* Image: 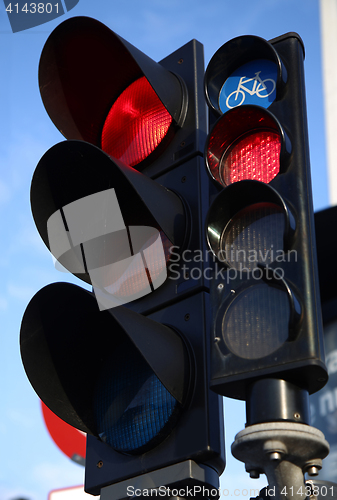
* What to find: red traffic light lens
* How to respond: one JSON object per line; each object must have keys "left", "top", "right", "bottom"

{"left": 221, "top": 130, "right": 281, "bottom": 185}
{"left": 101, "top": 76, "right": 173, "bottom": 168}
{"left": 206, "top": 106, "right": 286, "bottom": 187}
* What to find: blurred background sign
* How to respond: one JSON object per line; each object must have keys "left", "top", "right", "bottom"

{"left": 311, "top": 205, "right": 337, "bottom": 482}
{"left": 41, "top": 402, "right": 86, "bottom": 466}
{"left": 48, "top": 486, "right": 94, "bottom": 500}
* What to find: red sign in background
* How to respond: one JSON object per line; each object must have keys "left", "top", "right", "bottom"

{"left": 41, "top": 401, "right": 86, "bottom": 465}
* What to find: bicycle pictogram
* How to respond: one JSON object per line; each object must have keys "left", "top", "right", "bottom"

{"left": 226, "top": 71, "right": 276, "bottom": 109}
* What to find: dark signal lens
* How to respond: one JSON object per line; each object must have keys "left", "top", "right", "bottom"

{"left": 101, "top": 77, "right": 172, "bottom": 167}
{"left": 221, "top": 202, "right": 285, "bottom": 271}
{"left": 222, "top": 282, "right": 290, "bottom": 359}
{"left": 94, "top": 338, "right": 182, "bottom": 455}
{"left": 221, "top": 130, "right": 281, "bottom": 185}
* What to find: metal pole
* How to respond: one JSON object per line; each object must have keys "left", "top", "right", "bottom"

{"left": 231, "top": 379, "right": 330, "bottom": 500}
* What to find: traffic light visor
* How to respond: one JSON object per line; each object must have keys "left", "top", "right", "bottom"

{"left": 38, "top": 16, "right": 186, "bottom": 169}
{"left": 20, "top": 283, "right": 191, "bottom": 448}
{"left": 31, "top": 141, "right": 186, "bottom": 290}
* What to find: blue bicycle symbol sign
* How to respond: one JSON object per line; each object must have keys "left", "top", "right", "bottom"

{"left": 219, "top": 59, "right": 278, "bottom": 113}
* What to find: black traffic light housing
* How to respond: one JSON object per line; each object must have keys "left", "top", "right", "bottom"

{"left": 38, "top": 15, "right": 205, "bottom": 178}
{"left": 20, "top": 16, "right": 225, "bottom": 496}
{"left": 204, "top": 33, "right": 327, "bottom": 400}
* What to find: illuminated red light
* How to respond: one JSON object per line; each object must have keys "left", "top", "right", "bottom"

{"left": 221, "top": 130, "right": 281, "bottom": 185}
{"left": 101, "top": 76, "right": 172, "bottom": 167}
{"left": 206, "top": 106, "right": 284, "bottom": 187}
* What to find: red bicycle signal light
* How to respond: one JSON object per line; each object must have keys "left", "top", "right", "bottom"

{"left": 205, "top": 106, "right": 290, "bottom": 187}
{"left": 222, "top": 130, "right": 280, "bottom": 185}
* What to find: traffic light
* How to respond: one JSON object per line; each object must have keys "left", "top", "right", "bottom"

{"left": 204, "top": 33, "right": 328, "bottom": 401}
{"left": 20, "top": 16, "right": 225, "bottom": 496}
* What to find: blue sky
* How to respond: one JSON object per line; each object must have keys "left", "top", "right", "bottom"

{"left": 0, "top": 1, "right": 331, "bottom": 499}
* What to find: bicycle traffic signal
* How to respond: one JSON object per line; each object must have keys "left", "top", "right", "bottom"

{"left": 204, "top": 33, "right": 327, "bottom": 401}
{"left": 19, "top": 16, "right": 225, "bottom": 496}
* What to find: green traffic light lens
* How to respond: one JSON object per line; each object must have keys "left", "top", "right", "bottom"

{"left": 93, "top": 337, "right": 182, "bottom": 455}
